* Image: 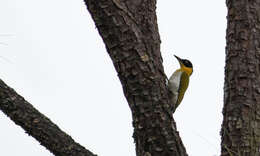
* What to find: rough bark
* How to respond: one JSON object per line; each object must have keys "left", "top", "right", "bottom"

{"left": 0, "top": 79, "right": 96, "bottom": 156}
{"left": 84, "top": 0, "right": 187, "bottom": 156}
{"left": 221, "top": 0, "right": 260, "bottom": 155}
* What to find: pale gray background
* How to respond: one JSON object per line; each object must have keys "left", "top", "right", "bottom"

{"left": 0, "top": 0, "right": 226, "bottom": 155}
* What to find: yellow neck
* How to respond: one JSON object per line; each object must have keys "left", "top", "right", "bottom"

{"left": 180, "top": 65, "right": 193, "bottom": 76}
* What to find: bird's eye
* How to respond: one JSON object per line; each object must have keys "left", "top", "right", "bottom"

{"left": 183, "top": 60, "right": 192, "bottom": 68}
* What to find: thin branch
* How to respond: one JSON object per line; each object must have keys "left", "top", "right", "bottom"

{"left": 0, "top": 79, "right": 96, "bottom": 156}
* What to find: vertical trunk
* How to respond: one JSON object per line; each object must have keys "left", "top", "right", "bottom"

{"left": 84, "top": 0, "right": 187, "bottom": 155}
{"left": 221, "top": 0, "right": 260, "bottom": 155}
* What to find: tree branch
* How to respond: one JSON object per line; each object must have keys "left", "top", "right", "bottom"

{"left": 0, "top": 0, "right": 187, "bottom": 155}
{"left": 0, "top": 79, "right": 96, "bottom": 156}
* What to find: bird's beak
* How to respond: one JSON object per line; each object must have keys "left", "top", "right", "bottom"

{"left": 174, "top": 55, "right": 181, "bottom": 61}
{"left": 174, "top": 55, "right": 183, "bottom": 66}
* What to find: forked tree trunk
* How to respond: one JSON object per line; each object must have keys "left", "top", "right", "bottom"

{"left": 221, "top": 0, "right": 260, "bottom": 155}
{"left": 84, "top": 0, "right": 187, "bottom": 156}
{"left": 0, "top": 1, "right": 188, "bottom": 156}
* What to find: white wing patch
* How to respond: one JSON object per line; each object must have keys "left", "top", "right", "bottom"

{"left": 168, "top": 70, "right": 182, "bottom": 105}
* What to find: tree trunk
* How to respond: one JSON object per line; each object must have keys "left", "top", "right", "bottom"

{"left": 221, "top": 0, "right": 260, "bottom": 155}
{"left": 84, "top": 0, "right": 187, "bottom": 156}
{"left": 0, "top": 1, "right": 188, "bottom": 156}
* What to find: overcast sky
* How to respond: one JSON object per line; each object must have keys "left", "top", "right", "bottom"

{"left": 0, "top": 1, "right": 226, "bottom": 156}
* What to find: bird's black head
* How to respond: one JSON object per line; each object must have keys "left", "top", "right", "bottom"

{"left": 174, "top": 55, "right": 193, "bottom": 68}
{"left": 181, "top": 59, "right": 193, "bottom": 68}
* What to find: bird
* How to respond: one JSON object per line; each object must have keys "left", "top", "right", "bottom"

{"left": 168, "top": 55, "right": 193, "bottom": 113}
